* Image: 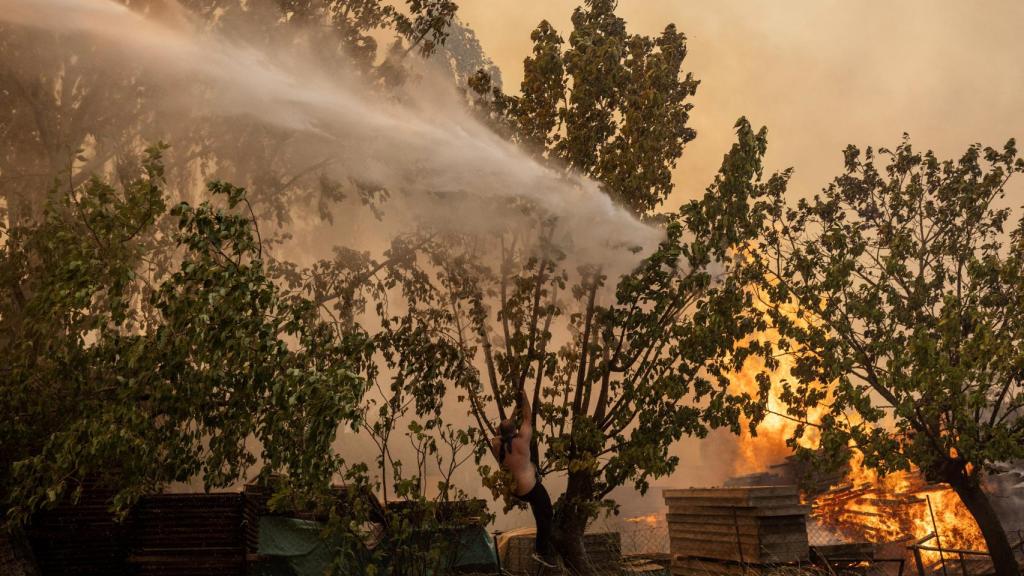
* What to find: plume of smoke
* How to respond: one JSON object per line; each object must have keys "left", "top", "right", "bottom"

{"left": 1, "top": 0, "right": 661, "bottom": 275}
{"left": 986, "top": 463, "right": 1024, "bottom": 532}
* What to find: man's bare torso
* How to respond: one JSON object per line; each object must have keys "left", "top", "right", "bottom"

{"left": 491, "top": 434, "right": 536, "bottom": 497}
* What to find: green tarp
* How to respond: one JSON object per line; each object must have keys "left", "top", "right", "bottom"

{"left": 441, "top": 522, "right": 498, "bottom": 570}
{"left": 254, "top": 516, "right": 497, "bottom": 576}
{"left": 255, "top": 516, "right": 347, "bottom": 576}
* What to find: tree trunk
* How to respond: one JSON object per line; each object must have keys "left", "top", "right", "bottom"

{"left": 949, "top": 474, "right": 1020, "bottom": 576}
{"left": 553, "top": 470, "right": 596, "bottom": 576}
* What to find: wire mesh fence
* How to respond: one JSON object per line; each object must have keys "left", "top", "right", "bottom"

{"left": 589, "top": 515, "right": 670, "bottom": 557}
{"left": 489, "top": 517, "right": 671, "bottom": 576}
{"left": 804, "top": 516, "right": 850, "bottom": 547}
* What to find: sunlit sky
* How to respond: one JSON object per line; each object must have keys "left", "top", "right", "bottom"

{"left": 458, "top": 0, "right": 1024, "bottom": 209}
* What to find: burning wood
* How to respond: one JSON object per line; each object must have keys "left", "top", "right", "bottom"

{"left": 728, "top": 413, "right": 988, "bottom": 566}
{"left": 811, "top": 457, "right": 987, "bottom": 564}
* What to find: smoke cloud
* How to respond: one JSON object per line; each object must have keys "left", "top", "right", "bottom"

{"left": 457, "top": 0, "right": 1024, "bottom": 207}
{"left": 0, "top": 0, "right": 660, "bottom": 275}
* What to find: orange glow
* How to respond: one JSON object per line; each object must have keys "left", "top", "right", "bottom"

{"left": 813, "top": 455, "right": 986, "bottom": 563}
{"left": 729, "top": 287, "right": 987, "bottom": 564}
{"left": 728, "top": 287, "right": 826, "bottom": 476}
{"left": 624, "top": 513, "right": 660, "bottom": 528}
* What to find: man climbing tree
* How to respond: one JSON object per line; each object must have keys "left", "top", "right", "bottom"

{"left": 490, "top": 388, "right": 557, "bottom": 568}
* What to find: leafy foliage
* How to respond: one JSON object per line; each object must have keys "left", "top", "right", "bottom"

{"left": 0, "top": 147, "right": 365, "bottom": 524}
{"left": 471, "top": 0, "right": 699, "bottom": 215}
{"left": 286, "top": 230, "right": 477, "bottom": 500}
{"left": 441, "top": 118, "right": 774, "bottom": 496}
{"left": 463, "top": 4, "right": 773, "bottom": 572}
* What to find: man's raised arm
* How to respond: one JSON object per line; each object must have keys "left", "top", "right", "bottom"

{"left": 519, "top": 388, "right": 533, "bottom": 439}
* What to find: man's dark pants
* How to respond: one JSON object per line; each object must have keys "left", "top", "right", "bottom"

{"left": 517, "top": 481, "right": 554, "bottom": 558}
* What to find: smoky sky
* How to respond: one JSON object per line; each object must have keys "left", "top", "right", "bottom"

{"left": 458, "top": 0, "right": 1024, "bottom": 207}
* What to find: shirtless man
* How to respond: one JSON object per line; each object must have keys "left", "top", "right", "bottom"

{"left": 491, "top": 389, "right": 557, "bottom": 568}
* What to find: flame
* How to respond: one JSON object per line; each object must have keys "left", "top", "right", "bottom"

{"left": 728, "top": 288, "right": 826, "bottom": 475}
{"left": 729, "top": 287, "right": 988, "bottom": 565}
{"left": 813, "top": 454, "right": 987, "bottom": 564}
{"left": 624, "top": 513, "right": 660, "bottom": 528}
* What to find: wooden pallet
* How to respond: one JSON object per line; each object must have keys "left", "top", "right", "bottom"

{"left": 663, "top": 486, "right": 810, "bottom": 564}
{"left": 127, "top": 493, "right": 247, "bottom": 576}
{"left": 669, "top": 537, "right": 809, "bottom": 565}
{"left": 27, "top": 485, "right": 129, "bottom": 576}
{"left": 663, "top": 486, "right": 800, "bottom": 506}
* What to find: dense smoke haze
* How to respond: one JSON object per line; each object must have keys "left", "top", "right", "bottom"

{"left": 458, "top": 0, "right": 1024, "bottom": 208}
{"left": 1, "top": 0, "right": 659, "bottom": 274}
{"left": 6, "top": 2, "right": 1024, "bottom": 567}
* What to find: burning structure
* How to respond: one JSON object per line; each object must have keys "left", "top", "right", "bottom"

{"left": 718, "top": 291, "right": 1024, "bottom": 572}
{"left": 729, "top": 451, "right": 992, "bottom": 562}
{"left": 812, "top": 458, "right": 986, "bottom": 555}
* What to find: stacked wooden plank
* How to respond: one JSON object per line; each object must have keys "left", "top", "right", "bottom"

{"left": 663, "top": 486, "right": 810, "bottom": 576}
{"left": 242, "top": 485, "right": 263, "bottom": 557}
{"left": 126, "top": 493, "right": 247, "bottom": 576}
{"left": 27, "top": 485, "right": 128, "bottom": 575}
{"left": 501, "top": 530, "right": 546, "bottom": 575}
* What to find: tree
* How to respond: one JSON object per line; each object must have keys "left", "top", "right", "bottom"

{"left": 471, "top": 0, "right": 698, "bottom": 216}
{"left": 455, "top": 3, "right": 783, "bottom": 572}
{"left": 0, "top": 1, "right": 492, "bottom": 551}
{"left": 434, "top": 121, "right": 775, "bottom": 573}
{"left": 462, "top": 10, "right": 774, "bottom": 549}
{"left": 747, "top": 137, "right": 1024, "bottom": 575}
{"left": 0, "top": 17, "right": 146, "bottom": 225}
{"left": 0, "top": 146, "right": 366, "bottom": 527}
